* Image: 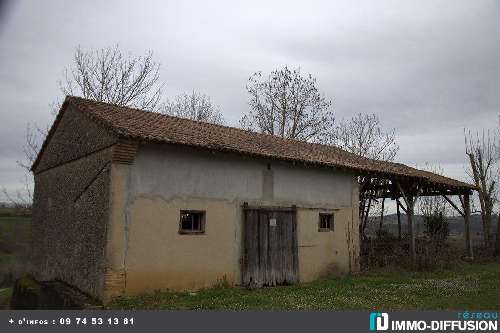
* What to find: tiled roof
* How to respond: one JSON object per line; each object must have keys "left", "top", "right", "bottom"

{"left": 34, "top": 96, "right": 476, "bottom": 191}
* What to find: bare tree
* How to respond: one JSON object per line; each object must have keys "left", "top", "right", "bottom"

{"left": 418, "top": 164, "right": 449, "bottom": 218}
{"left": 329, "top": 113, "right": 399, "bottom": 161}
{"left": 161, "top": 91, "right": 224, "bottom": 125}
{"left": 17, "top": 123, "right": 46, "bottom": 172}
{"left": 1, "top": 174, "right": 32, "bottom": 212}
{"left": 465, "top": 129, "right": 498, "bottom": 249}
{"left": 3, "top": 45, "right": 165, "bottom": 208}
{"left": 496, "top": 130, "right": 500, "bottom": 256}
{"left": 1, "top": 123, "right": 46, "bottom": 210}
{"left": 62, "top": 45, "right": 163, "bottom": 111}
{"left": 240, "top": 66, "right": 333, "bottom": 142}
{"left": 496, "top": 208, "right": 500, "bottom": 255}
{"left": 328, "top": 113, "right": 399, "bottom": 239}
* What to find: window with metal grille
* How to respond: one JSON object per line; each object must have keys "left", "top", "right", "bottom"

{"left": 179, "top": 211, "right": 205, "bottom": 234}
{"left": 318, "top": 213, "right": 334, "bottom": 232}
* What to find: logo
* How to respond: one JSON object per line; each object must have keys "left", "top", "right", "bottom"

{"left": 370, "top": 312, "right": 389, "bottom": 331}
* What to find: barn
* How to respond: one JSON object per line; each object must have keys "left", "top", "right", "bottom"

{"left": 30, "top": 96, "right": 475, "bottom": 301}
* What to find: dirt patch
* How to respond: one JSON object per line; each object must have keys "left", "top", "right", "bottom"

{"left": 10, "top": 276, "right": 102, "bottom": 310}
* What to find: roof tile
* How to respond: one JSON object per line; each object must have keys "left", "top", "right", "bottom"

{"left": 66, "top": 96, "right": 475, "bottom": 190}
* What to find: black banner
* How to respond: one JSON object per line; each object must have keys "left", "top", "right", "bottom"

{"left": 0, "top": 310, "right": 498, "bottom": 333}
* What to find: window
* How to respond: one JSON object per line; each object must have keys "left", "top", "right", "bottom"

{"left": 179, "top": 211, "right": 205, "bottom": 234}
{"left": 318, "top": 213, "right": 334, "bottom": 232}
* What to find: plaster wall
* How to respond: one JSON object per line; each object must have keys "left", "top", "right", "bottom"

{"left": 104, "top": 143, "right": 359, "bottom": 295}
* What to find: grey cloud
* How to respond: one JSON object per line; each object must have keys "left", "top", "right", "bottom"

{"left": 1, "top": 0, "right": 499, "bottom": 199}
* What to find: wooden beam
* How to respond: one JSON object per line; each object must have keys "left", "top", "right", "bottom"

{"left": 396, "top": 198, "right": 408, "bottom": 214}
{"left": 362, "top": 194, "right": 373, "bottom": 237}
{"left": 378, "top": 191, "right": 468, "bottom": 199}
{"left": 442, "top": 195, "right": 465, "bottom": 217}
{"left": 458, "top": 195, "right": 464, "bottom": 209}
{"left": 379, "top": 197, "right": 385, "bottom": 233}
{"left": 396, "top": 200, "right": 402, "bottom": 241}
{"left": 359, "top": 177, "right": 370, "bottom": 192}
{"left": 395, "top": 181, "right": 410, "bottom": 206}
{"left": 407, "top": 195, "right": 416, "bottom": 266}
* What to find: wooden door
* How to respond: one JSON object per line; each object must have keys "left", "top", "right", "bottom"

{"left": 242, "top": 206, "right": 298, "bottom": 287}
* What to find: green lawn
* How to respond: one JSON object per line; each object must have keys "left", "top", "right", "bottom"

{"left": 0, "top": 288, "right": 12, "bottom": 309}
{"left": 0, "top": 214, "right": 31, "bottom": 294}
{"left": 0, "top": 214, "right": 31, "bottom": 257}
{"left": 0, "top": 214, "right": 31, "bottom": 250}
{"left": 0, "top": 215, "right": 31, "bottom": 231}
{"left": 107, "top": 262, "right": 500, "bottom": 310}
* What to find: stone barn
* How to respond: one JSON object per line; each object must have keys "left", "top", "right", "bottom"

{"left": 30, "top": 96, "right": 475, "bottom": 301}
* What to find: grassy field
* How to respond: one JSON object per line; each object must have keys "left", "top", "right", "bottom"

{"left": 0, "top": 288, "right": 12, "bottom": 309}
{"left": 0, "top": 214, "right": 31, "bottom": 258}
{"left": 108, "top": 262, "right": 500, "bottom": 310}
{"left": 0, "top": 215, "right": 31, "bottom": 231}
{"left": 0, "top": 213, "right": 31, "bottom": 283}
{"left": 0, "top": 212, "right": 31, "bottom": 309}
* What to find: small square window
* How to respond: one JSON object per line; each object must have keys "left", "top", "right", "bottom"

{"left": 319, "top": 213, "right": 334, "bottom": 232}
{"left": 179, "top": 211, "right": 205, "bottom": 234}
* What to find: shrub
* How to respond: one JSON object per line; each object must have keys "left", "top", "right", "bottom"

{"left": 424, "top": 212, "right": 449, "bottom": 246}
{"left": 376, "top": 229, "right": 397, "bottom": 242}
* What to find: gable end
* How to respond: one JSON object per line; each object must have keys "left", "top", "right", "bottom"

{"left": 32, "top": 101, "right": 119, "bottom": 174}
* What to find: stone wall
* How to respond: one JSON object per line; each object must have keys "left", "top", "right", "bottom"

{"left": 32, "top": 104, "right": 117, "bottom": 298}
{"left": 33, "top": 105, "right": 117, "bottom": 174}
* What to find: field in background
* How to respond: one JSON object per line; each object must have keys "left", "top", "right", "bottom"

{"left": 0, "top": 209, "right": 31, "bottom": 284}
{"left": 366, "top": 213, "right": 495, "bottom": 243}
{"left": 108, "top": 262, "right": 500, "bottom": 310}
{"left": 0, "top": 208, "right": 31, "bottom": 308}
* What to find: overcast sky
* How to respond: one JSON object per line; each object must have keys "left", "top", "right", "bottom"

{"left": 0, "top": 0, "right": 499, "bottom": 201}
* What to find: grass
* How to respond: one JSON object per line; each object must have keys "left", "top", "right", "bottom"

{"left": 107, "top": 262, "right": 500, "bottom": 310}
{"left": 0, "top": 214, "right": 31, "bottom": 244}
{"left": 0, "top": 288, "right": 12, "bottom": 309}
{"left": 0, "top": 214, "right": 31, "bottom": 293}
{"left": 0, "top": 208, "right": 31, "bottom": 221}
{"left": 0, "top": 215, "right": 31, "bottom": 259}
{"left": 0, "top": 215, "right": 31, "bottom": 229}
{"left": 0, "top": 252, "right": 17, "bottom": 266}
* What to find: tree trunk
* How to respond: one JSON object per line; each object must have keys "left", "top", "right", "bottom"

{"left": 495, "top": 213, "right": 500, "bottom": 256}
{"left": 467, "top": 152, "right": 492, "bottom": 248}
{"left": 463, "top": 193, "right": 473, "bottom": 258}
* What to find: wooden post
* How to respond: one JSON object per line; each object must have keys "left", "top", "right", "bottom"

{"left": 396, "top": 200, "right": 402, "bottom": 241}
{"left": 359, "top": 196, "right": 365, "bottom": 242}
{"left": 379, "top": 197, "right": 385, "bottom": 233}
{"left": 407, "top": 196, "right": 416, "bottom": 266}
{"left": 396, "top": 181, "right": 417, "bottom": 266}
{"left": 463, "top": 193, "right": 473, "bottom": 258}
{"left": 362, "top": 193, "right": 373, "bottom": 239}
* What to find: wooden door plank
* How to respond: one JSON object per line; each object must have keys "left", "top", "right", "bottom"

{"left": 242, "top": 206, "right": 299, "bottom": 287}
{"left": 268, "top": 211, "right": 279, "bottom": 286}
{"left": 259, "top": 210, "right": 269, "bottom": 287}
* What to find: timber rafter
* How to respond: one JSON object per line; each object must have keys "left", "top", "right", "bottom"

{"left": 357, "top": 173, "right": 475, "bottom": 261}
